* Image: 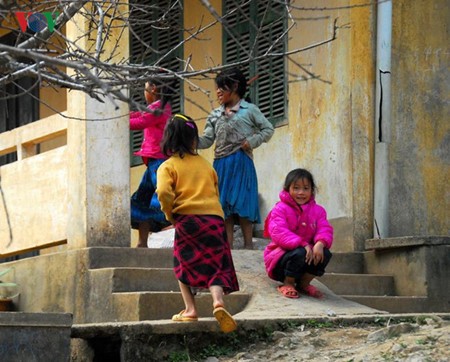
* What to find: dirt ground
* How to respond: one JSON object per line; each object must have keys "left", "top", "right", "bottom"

{"left": 214, "top": 316, "right": 449, "bottom": 362}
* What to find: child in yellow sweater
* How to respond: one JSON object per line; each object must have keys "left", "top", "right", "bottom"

{"left": 156, "top": 113, "right": 239, "bottom": 333}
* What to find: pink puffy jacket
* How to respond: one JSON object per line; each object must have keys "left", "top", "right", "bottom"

{"left": 130, "top": 100, "right": 171, "bottom": 160}
{"left": 263, "top": 190, "right": 333, "bottom": 280}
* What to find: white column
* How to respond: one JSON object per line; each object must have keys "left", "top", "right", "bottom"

{"left": 374, "top": 0, "right": 392, "bottom": 238}
{"left": 66, "top": 93, "right": 130, "bottom": 248}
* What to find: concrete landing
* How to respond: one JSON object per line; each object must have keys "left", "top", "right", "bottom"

{"left": 230, "top": 250, "right": 383, "bottom": 320}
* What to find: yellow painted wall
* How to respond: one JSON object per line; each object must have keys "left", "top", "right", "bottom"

{"left": 389, "top": 0, "right": 449, "bottom": 236}
{"left": 183, "top": 0, "right": 222, "bottom": 163}
{"left": 0, "top": 117, "right": 69, "bottom": 256}
{"left": 39, "top": 28, "right": 68, "bottom": 119}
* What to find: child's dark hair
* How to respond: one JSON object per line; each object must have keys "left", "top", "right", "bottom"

{"left": 161, "top": 113, "right": 199, "bottom": 158}
{"left": 283, "top": 168, "right": 317, "bottom": 194}
{"left": 147, "top": 70, "right": 176, "bottom": 110}
{"left": 216, "top": 67, "right": 247, "bottom": 99}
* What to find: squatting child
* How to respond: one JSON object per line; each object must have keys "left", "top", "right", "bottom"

{"left": 263, "top": 168, "right": 333, "bottom": 299}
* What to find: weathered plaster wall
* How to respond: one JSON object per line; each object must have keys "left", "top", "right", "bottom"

{"left": 4, "top": 250, "right": 84, "bottom": 319}
{"left": 390, "top": 0, "right": 449, "bottom": 236}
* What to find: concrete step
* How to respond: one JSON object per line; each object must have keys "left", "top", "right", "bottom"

{"left": 342, "top": 295, "right": 430, "bottom": 313}
{"left": 86, "top": 247, "right": 173, "bottom": 269}
{"left": 326, "top": 252, "right": 364, "bottom": 274}
{"left": 112, "top": 291, "right": 250, "bottom": 321}
{"left": 91, "top": 267, "right": 179, "bottom": 292}
{"left": 320, "top": 273, "right": 395, "bottom": 296}
{"left": 85, "top": 247, "right": 365, "bottom": 272}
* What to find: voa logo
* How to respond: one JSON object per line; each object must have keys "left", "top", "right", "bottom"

{"left": 15, "top": 12, "right": 59, "bottom": 33}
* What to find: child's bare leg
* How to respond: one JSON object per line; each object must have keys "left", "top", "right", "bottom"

{"left": 178, "top": 281, "right": 198, "bottom": 318}
{"left": 298, "top": 273, "right": 315, "bottom": 289}
{"left": 284, "top": 275, "right": 296, "bottom": 288}
{"left": 239, "top": 217, "right": 253, "bottom": 250}
{"left": 209, "top": 285, "right": 225, "bottom": 309}
{"left": 137, "top": 222, "right": 150, "bottom": 248}
{"left": 225, "top": 217, "right": 234, "bottom": 248}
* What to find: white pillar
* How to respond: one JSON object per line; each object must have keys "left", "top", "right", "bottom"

{"left": 66, "top": 5, "right": 130, "bottom": 248}
{"left": 67, "top": 93, "right": 130, "bottom": 248}
{"left": 374, "top": 0, "right": 392, "bottom": 238}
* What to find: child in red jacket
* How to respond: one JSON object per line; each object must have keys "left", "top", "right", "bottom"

{"left": 130, "top": 72, "right": 173, "bottom": 247}
{"left": 263, "top": 168, "right": 333, "bottom": 299}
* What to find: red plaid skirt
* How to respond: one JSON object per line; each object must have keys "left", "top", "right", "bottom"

{"left": 173, "top": 214, "right": 239, "bottom": 294}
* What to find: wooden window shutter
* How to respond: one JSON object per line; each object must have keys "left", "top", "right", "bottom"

{"left": 223, "top": 0, "right": 286, "bottom": 126}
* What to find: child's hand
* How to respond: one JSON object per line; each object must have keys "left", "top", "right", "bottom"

{"left": 313, "top": 242, "right": 324, "bottom": 265}
{"left": 241, "top": 140, "right": 252, "bottom": 151}
{"left": 304, "top": 245, "right": 313, "bottom": 265}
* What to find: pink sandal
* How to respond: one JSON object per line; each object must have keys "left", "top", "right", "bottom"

{"left": 277, "top": 285, "right": 299, "bottom": 299}
{"left": 300, "top": 285, "right": 324, "bottom": 299}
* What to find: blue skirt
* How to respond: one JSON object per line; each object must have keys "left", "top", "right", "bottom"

{"left": 131, "top": 158, "right": 169, "bottom": 231}
{"left": 213, "top": 150, "right": 261, "bottom": 223}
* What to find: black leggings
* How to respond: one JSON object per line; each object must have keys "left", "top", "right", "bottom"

{"left": 273, "top": 247, "right": 332, "bottom": 283}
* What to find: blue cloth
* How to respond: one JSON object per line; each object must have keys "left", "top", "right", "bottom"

{"left": 131, "top": 158, "right": 169, "bottom": 230}
{"left": 213, "top": 149, "right": 261, "bottom": 223}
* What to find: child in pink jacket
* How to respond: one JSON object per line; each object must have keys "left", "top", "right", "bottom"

{"left": 263, "top": 168, "right": 333, "bottom": 299}
{"left": 130, "top": 72, "right": 173, "bottom": 247}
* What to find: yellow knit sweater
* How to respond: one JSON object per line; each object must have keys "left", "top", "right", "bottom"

{"left": 156, "top": 153, "right": 224, "bottom": 223}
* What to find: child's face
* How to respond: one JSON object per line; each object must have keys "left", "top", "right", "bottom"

{"left": 216, "top": 86, "right": 232, "bottom": 106}
{"left": 216, "top": 84, "right": 239, "bottom": 107}
{"left": 144, "top": 82, "right": 157, "bottom": 104}
{"left": 289, "top": 178, "right": 313, "bottom": 205}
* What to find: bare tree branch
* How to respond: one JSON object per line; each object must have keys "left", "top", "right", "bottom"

{"left": 0, "top": 1, "right": 364, "bottom": 114}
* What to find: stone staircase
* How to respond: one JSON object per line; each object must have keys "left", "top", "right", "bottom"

{"left": 321, "top": 251, "right": 428, "bottom": 313}
{"left": 80, "top": 237, "right": 442, "bottom": 322}
{"left": 83, "top": 248, "right": 250, "bottom": 323}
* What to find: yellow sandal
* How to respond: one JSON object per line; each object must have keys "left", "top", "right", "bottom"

{"left": 171, "top": 310, "right": 198, "bottom": 322}
{"left": 213, "top": 305, "right": 237, "bottom": 333}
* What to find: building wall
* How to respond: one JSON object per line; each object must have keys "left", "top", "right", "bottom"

{"left": 389, "top": 0, "right": 450, "bottom": 236}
